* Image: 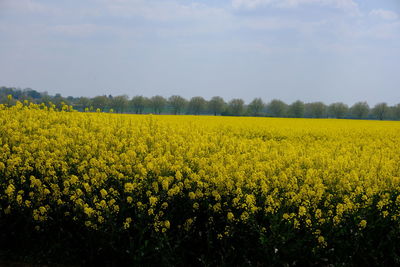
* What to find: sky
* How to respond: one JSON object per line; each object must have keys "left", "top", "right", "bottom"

{"left": 0, "top": 0, "right": 399, "bottom": 105}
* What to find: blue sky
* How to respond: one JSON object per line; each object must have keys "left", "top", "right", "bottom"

{"left": 0, "top": 0, "right": 399, "bottom": 105}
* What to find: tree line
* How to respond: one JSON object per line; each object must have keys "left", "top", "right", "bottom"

{"left": 1, "top": 86, "right": 400, "bottom": 120}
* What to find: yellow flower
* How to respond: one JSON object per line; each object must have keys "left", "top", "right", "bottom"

{"left": 318, "top": 236, "right": 327, "bottom": 247}
{"left": 188, "top": 192, "right": 196, "bottom": 200}
{"left": 123, "top": 217, "right": 132, "bottom": 229}
{"left": 124, "top": 183, "right": 135, "bottom": 193}
{"left": 359, "top": 220, "right": 367, "bottom": 229}
{"left": 149, "top": 196, "right": 158, "bottom": 206}
{"left": 5, "top": 184, "right": 15, "bottom": 197}
{"left": 100, "top": 189, "right": 108, "bottom": 198}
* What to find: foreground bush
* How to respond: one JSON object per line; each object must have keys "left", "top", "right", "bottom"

{"left": 1, "top": 102, "right": 400, "bottom": 265}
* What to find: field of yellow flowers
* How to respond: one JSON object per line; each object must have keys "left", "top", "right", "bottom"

{"left": 1, "top": 102, "right": 400, "bottom": 265}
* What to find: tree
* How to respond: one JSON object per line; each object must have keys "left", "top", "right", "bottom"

{"left": 76, "top": 97, "right": 91, "bottom": 111}
{"left": 267, "top": 99, "right": 287, "bottom": 117}
{"left": 188, "top": 96, "right": 207, "bottom": 115}
{"left": 306, "top": 102, "right": 327, "bottom": 118}
{"left": 150, "top": 95, "right": 166, "bottom": 114}
{"left": 328, "top": 102, "right": 349, "bottom": 119}
{"left": 288, "top": 100, "right": 305, "bottom": 118}
{"left": 53, "top": 93, "right": 69, "bottom": 109}
{"left": 92, "top": 95, "right": 109, "bottom": 111}
{"left": 372, "top": 102, "right": 389, "bottom": 120}
{"left": 24, "top": 88, "right": 42, "bottom": 99}
{"left": 41, "top": 92, "right": 52, "bottom": 106}
{"left": 351, "top": 102, "right": 369, "bottom": 119}
{"left": 228, "top": 98, "right": 245, "bottom": 116}
{"left": 130, "top": 96, "right": 147, "bottom": 114}
{"left": 393, "top": 104, "right": 400, "bottom": 120}
{"left": 208, "top": 96, "right": 225, "bottom": 116}
{"left": 110, "top": 95, "right": 129, "bottom": 113}
{"left": 247, "top": 98, "right": 265, "bottom": 116}
{"left": 168, "top": 95, "right": 187, "bottom": 115}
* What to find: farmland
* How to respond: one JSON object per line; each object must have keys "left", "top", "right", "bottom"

{"left": 1, "top": 102, "right": 400, "bottom": 265}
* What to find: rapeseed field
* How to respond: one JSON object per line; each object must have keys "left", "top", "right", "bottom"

{"left": 1, "top": 102, "right": 400, "bottom": 265}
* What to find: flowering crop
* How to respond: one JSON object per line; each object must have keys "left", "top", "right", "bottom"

{"left": 1, "top": 102, "right": 400, "bottom": 264}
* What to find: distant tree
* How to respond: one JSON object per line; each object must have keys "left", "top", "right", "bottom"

{"left": 76, "top": 97, "right": 91, "bottom": 111}
{"left": 3, "top": 94, "right": 15, "bottom": 106}
{"left": 92, "top": 95, "right": 109, "bottom": 111}
{"left": 328, "top": 102, "right": 349, "bottom": 119}
{"left": 372, "top": 102, "right": 389, "bottom": 120}
{"left": 4, "top": 88, "right": 23, "bottom": 100}
{"left": 168, "top": 95, "right": 187, "bottom": 115}
{"left": 188, "top": 96, "right": 207, "bottom": 115}
{"left": 228, "top": 98, "right": 245, "bottom": 116}
{"left": 393, "top": 104, "right": 400, "bottom": 120}
{"left": 110, "top": 95, "right": 129, "bottom": 113}
{"left": 351, "top": 102, "right": 370, "bottom": 119}
{"left": 24, "top": 88, "right": 41, "bottom": 99}
{"left": 41, "top": 92, "right": 52, "bottom": 106}
{"left": 267, "top": 99, "right": 287, "bottom": 117}
{"left": 208, "top": 96, "right": 225, "bottom": 116}
{"left": 130, "top": 96, "right": 147, "bottom": 114}
{"left": 288, "top": 100, "right": 305, "bottom": 118}
{"left": 306, "top": 102, "right": 327, "bottom": 118}
{"left": 247, "top": 98, "right": 265, "bottom": 116}
{"left": 150, "top": 95, "right": 166, "bottom": 114}
{"left": 53, "top": 93, "right": 69, "bottom": 109}
{"left": 0, "top": 87, "right": 15, "bottom": 98}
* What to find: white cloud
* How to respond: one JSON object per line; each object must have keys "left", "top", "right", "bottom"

{"left": 370, "top": 9, "right": 398, "bottom": 21}
{"left": 232, "top": 0, "right": 360, "bottom": 15}
{"left": 48, "top": 24, "right": 109, "bottom": 37}
{"left": 239, "top": 16, "right": 327, "bottom": 34}
{"left": 99, "top": 0, "right": 229, "bottom": 22}
{"left": 0, "top": 0, "right": 59, "bottom": 14}
{"left": 232, "top": 0, "right": 273, "bottom": 9}
{"left": 359, "top": 21, "right": 400, "bottom": 39}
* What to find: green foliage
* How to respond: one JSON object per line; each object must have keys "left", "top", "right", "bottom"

{"left": 228, "top": 98, "right": 245, "bottom": 116}
{"left": 247, "top": 98, "right": 265, "bottom": 116}
{"left": 351, "top": 102, "right": 370, "bottom": 119}
{"left": 188, "top": 96, "right": 206, "bottom": 115}
{"left": 168, "top": 95, "right": 187, "bottom": 115}
{"left": 267, "top": 99, "right": 288, "bottom": 117}
{"left": 208, "top": 96, "right": 225, "bottom": 116}
{"left": 372, "top": 102, "right": 389, "bottom": 120}
{"left": 288, "top": 100, "right": 305, "bottom": 118}
{"left": 328, "top": 102, "right": 349, "bottom": 118}
{"left": 130, "top": 95, "right": 148, "bottom": 114}
{"left": 150, "top": 95, "right": 167, "bottom": 114}
{"left": 306, "top": 102, "right": 327, "bottom": 118}
{"left": 1, "top": 86, "right": 399, "bottom": 120}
